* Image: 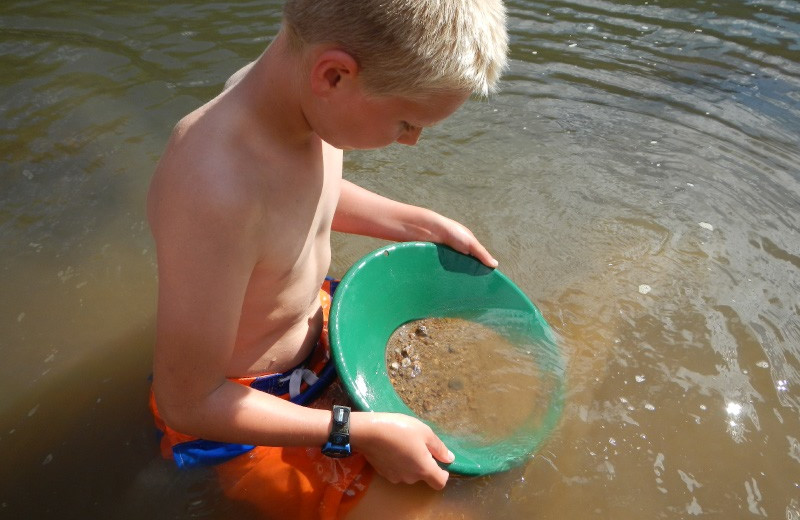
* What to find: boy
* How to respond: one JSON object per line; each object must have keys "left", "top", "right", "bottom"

{"left": 147, "top": 0, "right": 508, "bottom": 518}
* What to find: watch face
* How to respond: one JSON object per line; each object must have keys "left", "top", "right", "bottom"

{"left": 322, "top": 442, "right": 352, "bottom": 458}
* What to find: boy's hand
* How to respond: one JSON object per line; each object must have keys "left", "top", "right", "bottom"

{"left": 434, "top": 215, "right": 499, "bottom": 269}
{"left": 350, "top": 412, "right": 454, "bottom": 490}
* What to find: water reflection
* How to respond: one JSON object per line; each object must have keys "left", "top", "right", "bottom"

{"left": 1, "top": 0, "right": 799, "bottom": 518}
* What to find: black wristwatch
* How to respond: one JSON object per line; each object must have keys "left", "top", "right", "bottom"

{"left": 321, "top": 405, "right": 352, "bottom": 458}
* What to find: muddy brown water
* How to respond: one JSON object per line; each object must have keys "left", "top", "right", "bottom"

{"left": 2, "top": 0, "right": 799, "bottom": 518}
{"left": 386, "top": 317, "right": 553, "bottom": 443}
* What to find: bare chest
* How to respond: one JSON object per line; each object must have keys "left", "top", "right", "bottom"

{"left": 228, "top": 143, "right": 343, "bottom": 374}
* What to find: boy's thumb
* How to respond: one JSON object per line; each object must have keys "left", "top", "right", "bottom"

{"left": 428, "top": 436, "right": 455, "bottom": 464}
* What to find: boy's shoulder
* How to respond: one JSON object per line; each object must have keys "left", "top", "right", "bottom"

{"left": 150, "top": 102, "right": 267, "bottom": 233}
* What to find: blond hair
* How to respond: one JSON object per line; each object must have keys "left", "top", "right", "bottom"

{"left": 283, "top": 0, "right": 508, "bottom": 98}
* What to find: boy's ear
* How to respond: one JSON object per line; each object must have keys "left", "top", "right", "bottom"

{"left": 309, "top": 49, "right": 360, "bottom": 97}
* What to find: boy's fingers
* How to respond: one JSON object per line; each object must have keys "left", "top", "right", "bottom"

{"left": 471, "top": 243, "right": 498, "bottom": 268}
{"left": 427, "top": 434, "right": 455, "bottom": 464}
{"left": 425, "top": 465, "right": 450, "bottom": 490}
{"left": 480, "top": 251, "right": 499, "bottom": 268}
{"left": 444, "top": 220, "right": 497, "bottom": 267}
{"left": 416, "top": 423, "right": 452, "bottom": 489}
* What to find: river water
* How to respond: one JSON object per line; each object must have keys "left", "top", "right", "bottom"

{"left": 1, "top": 0, "right": 798, "bottom": 518}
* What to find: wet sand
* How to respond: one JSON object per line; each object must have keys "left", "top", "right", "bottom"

{"left": 386, "top": 317, "right": 551, "bottom": 443}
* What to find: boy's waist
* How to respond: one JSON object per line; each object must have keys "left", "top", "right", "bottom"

{"left": 230, "top": 332, "right": 333, "bottom": 403}
{"left": 150, "top": 340, "right": 337, "bottom": 469}
{"left": 151, "top": 278, "right": 340, "bottom": 468}
{"left": 230, "top": 311, "right": 327, "bottom": 376}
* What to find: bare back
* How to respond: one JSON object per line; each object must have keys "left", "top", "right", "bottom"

{"left": 148, "top": 77, "right": 343, "bottom": 379}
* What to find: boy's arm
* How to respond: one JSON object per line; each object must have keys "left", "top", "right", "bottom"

{"left": 332, "top": 180, "right": 498, "bottom": 268}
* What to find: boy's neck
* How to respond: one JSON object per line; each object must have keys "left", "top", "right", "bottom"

{"left": 233, "top": 29, "right": 317, "bottom": 148}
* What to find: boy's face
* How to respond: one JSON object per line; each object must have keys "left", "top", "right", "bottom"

{"left": 315, "top": 88, "right": 470, "bottom": 151}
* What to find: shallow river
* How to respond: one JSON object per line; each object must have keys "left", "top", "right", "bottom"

{"left": 1, "top": 0, "right": 799, "bottom": 518}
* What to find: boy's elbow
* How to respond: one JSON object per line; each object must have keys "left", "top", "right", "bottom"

{"left": 153, "top": 385, "right": 202, "bottom": 435}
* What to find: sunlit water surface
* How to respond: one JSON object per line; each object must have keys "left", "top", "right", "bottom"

{"left": 1, "top": 0, "right": 799, "bottom": 518}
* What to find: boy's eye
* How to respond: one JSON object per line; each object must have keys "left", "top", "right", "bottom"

{"left": 401, "top": 121, "right": 418, "bottom": 132}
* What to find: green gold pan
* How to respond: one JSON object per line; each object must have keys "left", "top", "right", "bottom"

{"left": 329, "top": 242, "right": 564, "bottom": 477}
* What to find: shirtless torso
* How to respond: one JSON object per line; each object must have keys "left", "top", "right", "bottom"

{"left": 148, "top": 71, "right": 342, "bottom": 380}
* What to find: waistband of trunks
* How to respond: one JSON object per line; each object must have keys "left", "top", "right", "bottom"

{"left": 236, "top": 336, "right": 337, "bottom": 406}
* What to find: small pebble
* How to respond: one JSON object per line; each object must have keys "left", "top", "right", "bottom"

{"left": 448, "top": 378, "right": 464, "bottom": 391}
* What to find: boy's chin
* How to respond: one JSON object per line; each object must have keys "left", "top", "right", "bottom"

{"left": 336, "top": 144, "right": 385, "bottom": 152}
{"left": 324, "top": 135, "right": 395, "bottom": 151}
{"left": 344, "top": 138, "right": 401, "bottom": 151}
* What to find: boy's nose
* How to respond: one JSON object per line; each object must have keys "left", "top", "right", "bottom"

{"left": 396, "top": 127, "right": 422, "bottom": 146}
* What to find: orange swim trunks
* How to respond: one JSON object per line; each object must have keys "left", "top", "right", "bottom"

{"left": 150, "top": 278, "right": 374, "bottom": 520}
